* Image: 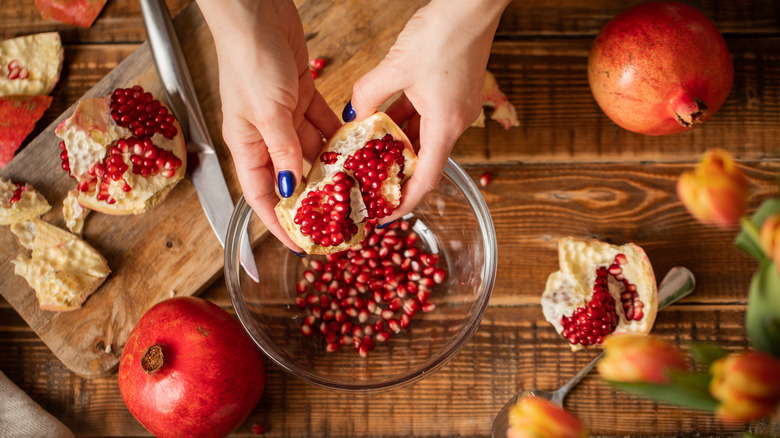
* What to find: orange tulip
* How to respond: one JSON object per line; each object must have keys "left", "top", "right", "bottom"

{"left": 677, "top": 149, "right": 749, "bottom": 228}
{"left": 709, "top": 350, "right": 780, "bottom": 422}
{"left": 508, "top": 396, "right": 588, "bottom": 438}
{"left": 597, "top": 334, "right": 688, "bottom": 384}
{"left": 759, "top": 214, "right": 780, "bottom": 265}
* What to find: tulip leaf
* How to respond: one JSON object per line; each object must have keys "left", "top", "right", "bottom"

{"left": 735, "top": 199, "right": 780, "bottom": 261}
{"left": 689, "top": 343, "right": 728, "bottom": 369}
{"left": 607, "top": 372, "right": 717, "bottom": 412}
{"left": 746, "top": 261, "right": 780, "bottom": 357}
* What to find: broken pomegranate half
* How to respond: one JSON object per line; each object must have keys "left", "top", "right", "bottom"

{"left": 56, "top": 85, "right": 186, "bottom": 215}
{"left": 275, "top": 112, "right": 417, "bottom": 254}
{"left": 541, "top": 237, "right": 658, "bottom": 351}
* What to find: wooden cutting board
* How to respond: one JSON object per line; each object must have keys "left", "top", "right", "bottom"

{"left": 0, "top": 0, "right": 427, "bottom": 378}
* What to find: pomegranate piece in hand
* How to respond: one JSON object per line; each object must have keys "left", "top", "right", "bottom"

{"left": 56, "top": 85, "right": 186, "bottom": 215}
{"left": 541, "top": 237, "right": 657, "bottom": 351}
{"left": 0, "top": 32, "right": 63, "bottom": 97}
{"left": 275, "top": 112, "right": 417, "bottom": 254}
{"left": 0, "top": 178, "right": 51, "bottom": 225}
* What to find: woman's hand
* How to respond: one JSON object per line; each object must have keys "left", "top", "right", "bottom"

{"left": 197, "top": 0, "right": 341, "bottom": 253}
{"left": 347, "top": 0, "right": 510, "bottom": 224}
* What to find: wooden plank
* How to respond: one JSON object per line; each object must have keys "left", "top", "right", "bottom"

{"left": 0, "top": 303, "right": 750, "bottom": 437}
{"left": 454, "top": 37, "right": 780, "bottom": 164}
{"left": 0, "top": 0, "right": 192, "bottom": 42}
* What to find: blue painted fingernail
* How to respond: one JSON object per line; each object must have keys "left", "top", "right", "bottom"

{"left": 377, "top": 220, "right": 395, "bottom": 229}
{"left": 342, "top": 100, "right": 356, "bottom": 122}
{"left": 278, "top": 170, "right": 295, "bottom": 198}
{"left": 291, "top": 250, "right": 307, "bottom": 258}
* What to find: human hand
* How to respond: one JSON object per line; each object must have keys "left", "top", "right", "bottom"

{"left": 197, "top": 0, "right": 341, "bottom": 253}
{"left": 345, "top": 0, "right": 509, "bottom": 225}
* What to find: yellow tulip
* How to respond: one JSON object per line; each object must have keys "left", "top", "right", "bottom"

{"left": 508, "top": 395, "right": 588, "bottom": 438}
{"left": 597, "top": 334, "right": 688, "bottom": 384}
{"left": 677, "top": 149, "right": 749, "bottom": 228}
{"left": 709, "top": 350, "right": 780, "bottom": 422}
{"left": 759, "top": 214, "right": 780, "bottom": 265}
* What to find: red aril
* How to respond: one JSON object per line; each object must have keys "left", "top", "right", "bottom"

{"left": 275, "top": 112, "right": 417, "bottom": 254}
{"left": 118, "top": 296, "right": 265, "bottom": 438}
{"left": 296, "top": 219, "right": 444, "bottom": 357}
{"left": 56, "top": 85, "right": 186, "bottom": 214}
{"left": 587, "top": 2, "right": 733, "bottom": 135}
{"left": 541, "top": 237, "right": 658, "bottom": 351}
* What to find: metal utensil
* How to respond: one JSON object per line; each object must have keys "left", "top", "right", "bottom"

{"left": 140, "top": 0, "right": 259, "bottom": 282}
{"left": 491, "top": 266, "right": 696, "bottom": 437}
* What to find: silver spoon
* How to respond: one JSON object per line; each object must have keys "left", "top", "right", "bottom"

{"left": 491, "top": 266, "right": 696, "bottom": 437}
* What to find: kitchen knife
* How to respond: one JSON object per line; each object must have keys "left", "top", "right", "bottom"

{"left": 140, "top": 0, "right": 259, "bottom": 282}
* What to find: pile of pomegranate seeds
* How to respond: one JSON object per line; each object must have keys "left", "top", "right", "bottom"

{"left": 109, "top": 86, "right": 177, "bottom": 139}
{"left": 6, "top": 60, "right": 29, "bottom": 80}
{"left": 296, "top": 219, "right": 445, "bottom": 357}
{"left": 343, "top": 134, "right": 406, "bottom": 220}
{"left": 559, "top": 253, "right": 643, "bottom": 347}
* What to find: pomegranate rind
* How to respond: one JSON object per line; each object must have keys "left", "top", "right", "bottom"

{"left": 0, "top": 95, "right": 54, "bottom": 167}
{"left": 56, "top": 96, "right": 187, "bottom": 215}
{"left": 10, "top": 218, "right": 110, "bottom": 311}
{"left": 475, "top": 70, "right": 520, "bottom": 130}
{"left": 541, "top": 237, "right": 658, "bottom": 351}
{"left": 35, "top": 0, "right": 107, "bottom": 28}
{"left": 0, "top": 178, "right": 52, "bottom": 225}
{"left": 0, "top": 32, "right": 63, "bottom": 97}
{"left": 275, "top": 112, "right": 417, "bottom": 254}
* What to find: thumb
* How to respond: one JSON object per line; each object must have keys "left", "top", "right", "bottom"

{"left": 349, "top": 61, "right": 407, "bottom": 121}
{"left": 252, "top": 105, "right": 304, "bottom": 198}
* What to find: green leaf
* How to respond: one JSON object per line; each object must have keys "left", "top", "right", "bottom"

{"left": 736, "top": 199, "right": 780, "bottom": 260}
{"left": 746, "top": 261, "right": 780, "bottom": 357}
{"left": 690, "top": 343, "right": 728, "bottom": 369}
{"left": 607, "top": 371, "right": 718, "bottom": 412}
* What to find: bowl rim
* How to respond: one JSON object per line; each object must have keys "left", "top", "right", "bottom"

{"left": 224, "top": 157, "right": 497, "bottom": 392}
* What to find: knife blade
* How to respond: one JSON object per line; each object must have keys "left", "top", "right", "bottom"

{"left": 140, "top": 0, "right": 259, "bottom": 282}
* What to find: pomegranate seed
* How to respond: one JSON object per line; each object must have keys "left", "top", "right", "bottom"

{"left": 479, "top": 171, "right": 492, "bottom": 187}
{"left": 310, "top": 67, "right": 318, "bottom": 79}
{"left": 301, "top": 325, "right": 313, "bottom": 337}
{"left": 375, "top": 331, "right": 391, "bottom": 343}
{"left": 310, "top": 57, "right": 326, "bottom": 70}
{"left": 251, "top": 423, "right": 266, "bottom": 435}
{"left": 421, "top": 302, "right": 436, "bottom": 312}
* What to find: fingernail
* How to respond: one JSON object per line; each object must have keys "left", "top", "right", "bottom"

{"left": 342, "top": 100, "right": 356, "bottom": 122}
{"left": 278, "top": 170, "right": 295, "bottom": 198}
{"left": 377, "top": 220, "right": 395, "bottom": 230}
{"left": 291, "top": 250, "right": 307, "bottom": 258}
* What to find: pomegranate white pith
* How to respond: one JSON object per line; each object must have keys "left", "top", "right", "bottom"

{"left": 0, "top": 178, "right": 51, "bottom": 225}
{"left": 296, "top": 219, "right": 444, "bottom": 357}
{"left": 56, "top": 86, "right": 186, "bottom": 215}
{"left": 0, "top": 32, "right": 63, "bottom": 96}
{"left": 541, "top": 237, "right": 657, "bottom": 351}
{"left": 275, "top": 112, "right": 417, "bottom": 254}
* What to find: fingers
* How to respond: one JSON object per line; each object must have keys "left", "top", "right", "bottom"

{"left": 251, "top": 105, "right": 304, "bottom": 198}
{"left": 350, "top": 61, "right": 407, "bottom": 121}
{"left": 306, "top": 90, "right": 341, "bottom": 139}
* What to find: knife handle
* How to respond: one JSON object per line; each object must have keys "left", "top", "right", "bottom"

{"left": 139, "top": 0, "right": 212, "bottom": 151}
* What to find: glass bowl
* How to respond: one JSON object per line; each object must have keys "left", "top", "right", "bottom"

{"left": 224, "top": 158, "right": 497, "bottom": 392}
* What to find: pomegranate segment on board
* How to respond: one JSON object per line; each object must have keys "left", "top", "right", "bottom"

{"left": 296, "top": 219, "right": 444, "bottom": 357}
{"left": 276, "top": 112, "right": 417, "bottom": 254}
{"left": 0, "top": 178, "right": 51, "bottom": 225}
{"left": 56, "top": 86, "right": 186, "bottom": 215}
{"left": 0, "top": 32, "right": 63, "bottom": 97}
{"left": 541, "top": 237, "right": 657, "bottom": 351}
{"left": 11, "top": 218, "right": 110, "bottom": 311}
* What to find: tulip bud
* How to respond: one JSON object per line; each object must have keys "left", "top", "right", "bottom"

{"left": 597, "top": 334, "right": 688, "bottom": 384}
{"left": 709, "top": 350, "right": 780, "bottom": 422}
{"left": 508, "top": 396, "right": 588, "bottom": 438}
{"left": 759, "top": 214, "right": 780, "bottom": 264}
{"left": 677, "top": 148, "right": 749, "bottom": 228}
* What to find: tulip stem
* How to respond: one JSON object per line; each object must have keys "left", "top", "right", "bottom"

{"left": 740, "top": 215, "right": 766, "bottom": 258}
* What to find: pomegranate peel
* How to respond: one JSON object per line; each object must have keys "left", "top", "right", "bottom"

{"left": 542, "top": 237, "right": 657, "bottom": 351}
{"left": 10, "top": 218, "right": 110, "bottom": 311}
{"left": 0, "top": 95, "right": 54, "bottom": 168}
{"left": 0, "top": 32, "right": 63, "bottom": 97}
{"left": 474, "top": 70, "right": 519, "bottom": 130}
{"left": 35, "top": 0, "right": 107, "bottom": 28}
{"left": 275, "top": 112, "right": 417, "bottom": 254}
{"left": 0, "top": 178, "right": 51, "bottom": 225}
{"left": 56, "top": 86, "right": 186, "bottom": 215}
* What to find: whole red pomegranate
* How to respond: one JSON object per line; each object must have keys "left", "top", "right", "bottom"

{"left": 118, "top": 296, "right": 265, "bottom": 438}
{"left": 588, "top": 2, "right": 733, "bottom": 135}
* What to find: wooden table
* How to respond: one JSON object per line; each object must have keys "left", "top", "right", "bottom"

{"left": 1, "top": 0, "right": 778, "bottom": 436}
